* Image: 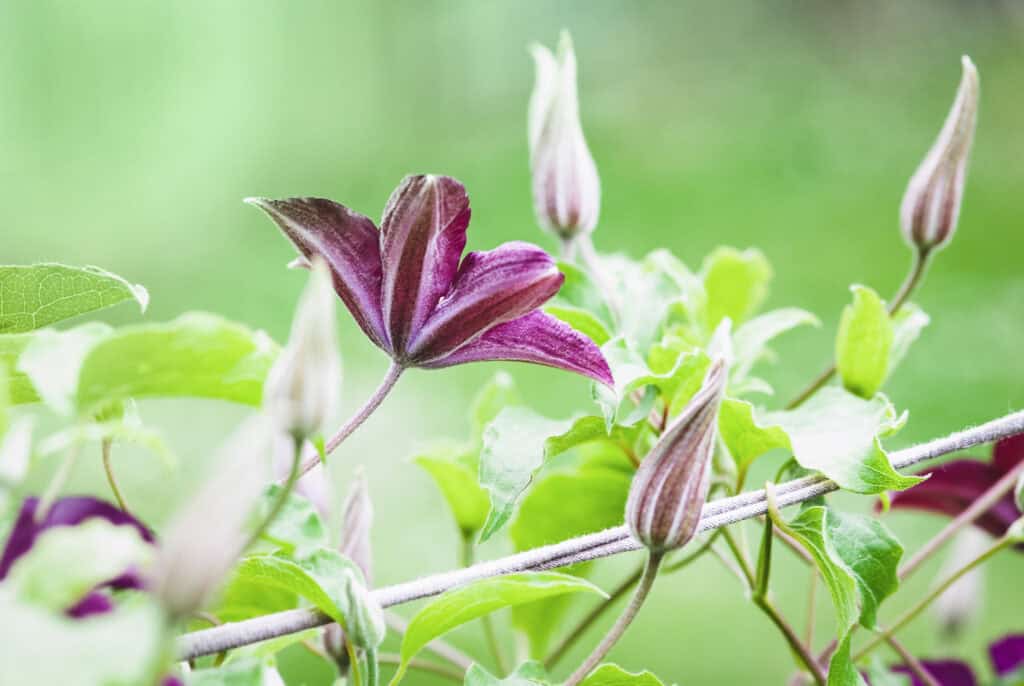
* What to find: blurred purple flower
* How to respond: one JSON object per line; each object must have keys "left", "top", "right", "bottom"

{"left": 884, "top": 434, "right": 1024, "bottom": 539}
{"left": 0, "top": 496, "right": 154, "bottom": 617}
{"left": 885, "top": 633, "right": 1024, "bottom": 686}
{"left": 247, "top": 174, "right": 612, "bottom": 385}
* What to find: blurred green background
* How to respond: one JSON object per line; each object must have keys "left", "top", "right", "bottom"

{"left": 3, "top": 1, "right": 1023, "bottom": 683}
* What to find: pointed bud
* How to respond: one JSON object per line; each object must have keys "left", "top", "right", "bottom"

{"left": 626, "top": 360, "right": 727, "bottom": 553}
{"left": 340, "top": 468, "right": 373, "bottom": 584}
{"left": 152, "top": 415, "right": 274, "bottom": 619}
{"left": 528, "top": 31, "right": 600, "bottom": 241}
{"left": 900, "top": 56, "right": 979, "bottom": 254}
{"left": 263, "top": 259, "right": 342, "bottom": 440}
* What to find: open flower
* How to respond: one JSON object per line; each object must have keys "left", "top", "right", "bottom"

{"left": 884, "top": 434, "right": 1023, "bottom": 540}
{"left": 247, "top": 174, "right": 611, "bottom": 385}
{"left": 882, "top": 633, "right": 1024, "bottom": 686}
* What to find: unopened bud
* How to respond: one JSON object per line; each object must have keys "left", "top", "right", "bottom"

{"left": 626, "top": 359, "right": 727, "bottom": 553}
{"left": 341, "top": 568, "right": 386, "bottom": 650}
{"left": 263, "top": 259, "right": 342, "bottom": 440}
{"left": 340, "top": 468, "right": 373, "bottom": 584}
{"left": 528, "top": 31, "right": 600, "bottom": 241}
{"left": 899, "top": 56, "right": 979, "bottom": 254}
{"left": 933, "top": 529, "right": 987, "bottom": 637}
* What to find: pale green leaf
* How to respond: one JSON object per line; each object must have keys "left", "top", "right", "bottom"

{"left": 733, "top": 308, "right": 819, "bottom": 380}
{"left": 0, "top": 417, "right": 32, "bottom": 485}
{"left": 887, "top": 303, "right": 929, "bottom": 377}
{"left": 579, "top": 663, "right": 666, "bottom": 686}
{"left": 700, "top": 247, "right": 772, "bottom": 330}
{"left": 478, "top": 409, "right": 606, "bottom": 541}
{"left": 836, "top": 285, "right": 894, "bottom": 399}
{"left": 0, "top": 263, "right": 148, "bottom": 334}
{"left": 471, "top": 372, "right": 521, "bottom": 437}
{"left": 214, "top": 571, "right": 299, "bottom": 623}
{"left": 257, "top": 484, "right": 329, "bottom": 558}
{"left": 187, "top": 657, "right": 282, "bottom": 685}
{"left": 415, "top": 445, "right": 490, "bottom": 538}
{"left": 392, "top": 572, "right": 605, "bottom": 685}
{"left": 552, "top": 261, "right": 615, "bottom": 328}
{"left": 718, "top": 398, "right": 790, "bottom": 483}
{"left": 463, "top": 661, "right": 548, "bottom": 685}
{"left": 862, "top": 657, "right": 911, "bottom": 686}
{"left": 7, "top": 519, "right": 152, "bottom": 611}
{"left": 545, "top": 304, "right": 612, "bottom": 346}
{"left": 0, "top": 359, "right": 8, "bottom": 436}
{"left": 602, "top": 252, "right": 687, "bottom": 351}
{"left": 17, "top": 322, "right": 113, "bottom": 415}
{"left": 0, "top": 334, "right": 37, "bottom": 403}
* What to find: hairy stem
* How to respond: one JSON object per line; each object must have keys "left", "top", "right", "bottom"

{"left": 461, "top": 538, "right": 508, "bottom": 674}
{"left": 563, "top": 552, "right": 663, "bottom": 686}
{"left": 100, "top": 438, "right": 129, "bottom": 512}
{"left": 292, "top": 362, "right": 403, "bottom": 479}
{"left": 885, "top": 635, "right": 940, "bottom": 686}
{"left": 175, "top": 410, "right": 1024, "bottom": 661}
{"left": 785, "top": 250, "right": 931, "bottom": 410}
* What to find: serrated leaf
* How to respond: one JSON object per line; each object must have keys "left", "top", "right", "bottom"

{"left": 887, "top": 303, "right": 929, "bottom": 377}
{"left": 579, "top": 663, "right": 666, "bottom": 686}
{"left": 391, "top": 572, "right": 605, "bottom": 685}
{"left": 415, "top": 445, "right": 490, "bottom": 538}
{"left": 464, "top": 662, "right": 548, "bottom": 686}
{"left": 733, "top": 308, "right": 819, "bottom": 381}
{"left": 478, "top": 409, "right": 606, "bottom": 541}
{"left": 256, "top": 484, "right": 329, "bottom": 558}
{"left": 6, "top": 519, "right": 152, "bottom": 612}
{"left": 0, "top": 264, "right": 148, "bottom": 334}
{"left": 700, "top": 247, "right": 772, "bottom": 330}
{"left": 836, "top": 285, "right": 894, "bottom": 399}
{"left": 775, "top": 507, "right": 903, "bottom": 686}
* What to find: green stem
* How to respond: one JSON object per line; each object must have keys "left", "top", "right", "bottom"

{"left": 461, "top": 538, "right": 508, "bottom": 674}
{"left": 884, "top": 635, "right": 940, "bottom": 686}
{"left": 346, "top": 638, "right": 364, "bottom": 686}
{"left": 366, "top": 647, "right": 380, "bottom": 686}
{"left": 855, "top": 535, "right": 1012, "bottom": 660}
{"left": 245, "top": 436, "right": 303, "bottom": 552}
{"left": 721, "top": 526, "right": 756, "bottom": 589}
{"left": 563, "top": 552, "right": 663, "bottom": 686}
{"left": 101, "top": 438, "right": 129, "bottom": 512}
{"left": 378, "top": 653, "right": 464, "bottom": 683}
{"left": 785, "top": 250, "right": 931, "bottom": 410}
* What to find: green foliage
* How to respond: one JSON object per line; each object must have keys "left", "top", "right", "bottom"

{"left": 862, "top": 657, "right": 911, "bottom": 686}
{"left": 256, "top": 484, "right": 329, "bottom": 558}
{"left": 732, "top": 308, "right": 819, "bottom": 383}
{"left": 887, "top": 303, "right": 929, "bottom": 377}
{"left": 0, "top": 264, "right": 148, "bottom": 334}
{"left": 391, "top": 572, "right": 605, "bottom": 685}
{"left": 547, "top": 261, "right": 614, "bottom": 346}
{"left": 579, "top": 664, "right": 666, "bottom": 686}
{"left": 415, "top": 444, "right": 490, "bottom": 538}
{"left": 0, "top": 334, "right": 36, "bottom": 403}
{"left": 187, "top": 657, "right": 278, "bottom": 685}
{"left": 699, "top": 247, "right": 772, "bottom": 330}
{"left": 464, "top": 662, "right": 548, "bottom": 685}
{"left": 836, "top": 286, "right": 894, "bottom": 399}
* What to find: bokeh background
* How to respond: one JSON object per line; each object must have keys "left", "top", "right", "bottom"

{"left": 2, "top": 1, "right": 1022, "bottom": 683}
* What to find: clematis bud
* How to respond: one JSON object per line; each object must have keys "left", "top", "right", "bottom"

{"left": 263, "top": 259, "right": 342, "bottom": 440}
{"left": 528, "top": 31, "right": 600, "bottom": 241}
{"left": 339, "top": 468, "right": 373, "bottom": 583}
{"left": 899, "top": 56, "right": 979, "bottom": 254}
{"left": 626, "top": 359, "right": 727, "bottom": 553}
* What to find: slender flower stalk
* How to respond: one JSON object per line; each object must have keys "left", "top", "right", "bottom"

{"left": 100, "top": 438, "right": 129, "bottom": 512}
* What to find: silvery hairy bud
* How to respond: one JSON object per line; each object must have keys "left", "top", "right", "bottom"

{"left": 626, "top": 359, "right": 727, "bottom": 553}
{"left": 263, "top": 258, "right": 342, "bottom": 440}
{"left": 899, "top": 56, "right": 979, "bottom": 254}
{"left": 152, "top": 415, "right": 274, "bottom": 620}
{"left": 340, "top": 468, "right": 373, "bottom": 584}
{"left": 933, "top": 529, "right": 987, "bottom": 638}
{"left": 528, "top": 31, "right": 601, "bottom": 241}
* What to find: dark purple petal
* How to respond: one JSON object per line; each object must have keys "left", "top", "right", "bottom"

{"left": 66, "top": 592, "right": 114, "bottom": 618}
{"left": 0, "top": 496, "right": 153, "bottom": 580}
{"left": 379, "top": 175, "right": 470, "bottom": 356}
{"left": 420, "top": 310, "right": 613, "bottom": 385}
{"left": 246, "top": 197, "right": 390, "bottom": 352}
{"left": 989, "top": 634, "right": 1024, "bottom": 676}
{"left": 884, "top": 460, "right": 1018, "bottom": 538}
{"left": 408, "top": 242, "right": 563, "bottom": 362}
{"left": 892, "top": 660, "right": 976, "bottom": 686}
{"left": 993, "top": 434, "right": 1024, "bottom": 474}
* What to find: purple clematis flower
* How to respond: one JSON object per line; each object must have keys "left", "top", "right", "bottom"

{"left": 0, "top": 496, "right": 154, "bottom": 617}
{"left": 247, "top": 174, "right": 612, "bottom": 385}
{"left": 885, "top": 633, "right": 1024, "bottom": 685}
{"left": 883, "top": 434, "right": 1023, "bottom": 539}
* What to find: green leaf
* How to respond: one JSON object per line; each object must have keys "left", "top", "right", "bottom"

{"left": 602, "top": 252, "right": 688, "bottom": 351}
{"left": 775, "top": 507, "right": 903, "bottom": 686}
{"left": 478, "top": 409, "right": 606, "bottom": 541}
{"left": 415, "top": 444, "right": 490, "bottom": 538}
{"left": 0, "top": 263, "right": 148, "bottom": 334}
{"left": 700, "top": 247, "right": 772, "bottom": 330}
{"left": 718, "top": 398, "right": 790, "bottom": 483}
{"left": 463, "top": 662, "right": 548, "bottom": 686}
{"left": 392, "top": 572, "right": 605, "bottom": 685}
{"left": 187, "top": 657, "right": 281, "bottom": 686}
{"left": 509, "top": 460, "right": 632, "bottom": 655}
{"left": 579, "top": 664, "right": 666, "bottom": 686}
{"left": 733, "top": 308, "right": 819, "bottom": 381}
{"left": 546, "top": 304, "right": 612, "bottom": 346}
{"left": 887, "top": 303, "right": 929, "bottom": 377}
{"left": 17, "top": 322, "right": 113, "bottom": 415}
{"left": 836, "top": 285, "right": 894, "bottom": 399}
{"left": 233, "top": 548, "right": 384, "bottom": 650}
{"left": 256, "top": 484, "right": 330, "bottom": 558}
{"left": 552, "top": 261, "right": 615, "bottom": 328}
{"left": 0, "top": 359, "right": 8, "bottom": 437}
{"left": 215, "top": 571, "right": 299, "bottom": 623}
{"left": 471, "top": 372, "right": 522, "bottom": 437}
{"left": 0, "top": 334, "right": 37, "bottom": 403}
{"left": 0, "top": 592, "right": 166, "bottom": 686}
{"left": 6, "top": 519, "right": 152, "bottom": 611}
{"left": 862, "top": 657, "right": 911, "bottom": 686}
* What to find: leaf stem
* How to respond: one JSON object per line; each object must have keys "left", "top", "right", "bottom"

{"left": 35, "top": 443, "right": 82, "bottom": 523}
{"left": 100, "top": 438, "right": 130, "bottom": 512}
{"left": 292, "top": 361, "right": 403, "bottom": 479}
{"left": 785, "top": 250, "right": 931, "bottom": 410}
{"left": 346, "top": 637, "right": 364, "bottom": 686}
{"left": 854, "top": 535, "right": 1012, "bottom": 660}
{"left": 884, "top": 635, "right": 940, "bottom": 686}
{"left": 721, "top": 526, "right": 756, "bottom": 588}
{"left": 377, "top": 653, "right": 464, "bottom": 683}
{"left": 461, "top": 537, "right": 508, "bottom": 674}
{"left": 245, "top": 436, "right": 302, "bottom": 552}
{"left": 563, "top": 551, "right": 663, "bottom": 686}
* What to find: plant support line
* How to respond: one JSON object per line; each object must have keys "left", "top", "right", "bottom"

{"left": 177, "top": 409, "right": 1024, "bottom": 660}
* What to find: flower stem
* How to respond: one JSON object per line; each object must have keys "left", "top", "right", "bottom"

{"left": 246, "top": 436, "right": 303, "bottom": 552}
{"left": 100, "top": 438, "right": 130, "bottom": 512}
{"left": 884, "top": 635, "right": 940, "bottom": 686}
{"left": 785, "top": 250, "right": 931, "bottom": 410}
{"left": 460, "top": 538, "right": 508, "bottom": 674}
{"left": 854, "top": 534, "right": 1012, "bottom": 660}
{"left": 377, "top": 653, "right": 464, "bottom": 683}
{"left": 563, "top": 551, "right": 663, "bottom": 686}
{"left": 293, "top": 362, "right": 403, "bottom": 479}
{"left": 346, "top": 638, "right": 364, "bottom": 686}
{"left": 35, "top": 443, "right": 82, "bottom": 523}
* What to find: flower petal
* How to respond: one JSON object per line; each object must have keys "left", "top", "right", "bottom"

{"left": 66, "top": 592, "right": 115, "bottom": 618}
{"left": 892, "top": 660, "right": 976, "bottom": 686}
{"left": 989, "top": 634, "right": 1024, "bottom": 676}
{"left": 419, "top": 310, "right": 613, "bottom": 385}
{"left": 246, "top": 197, "right": 389, "bottom": 351}
{"left": 408, "top": 241, "right": 563, "bottom": 362}
{"left": 379, "top": 175, "right": 470, "bottom": 355}
{"left": 993, "top": 434, "right": 1024, "bottom": 474}
{"left": 0, "top": 496, "right": 153, "bottom": 580}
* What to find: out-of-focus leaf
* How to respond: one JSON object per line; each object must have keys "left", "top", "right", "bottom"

{"left": 0, "top": 264, "right": 148, "bottom": 334}
{"left": 0, "top": 334, "right": 36, "bottom": 403}
{"left": 38, "top": 401, "right": 174, "bottom": 469}
{"left": 0, "top": 417, "right": 32, "bottom": 486}
{"left": 602, "top": 252, "right": 686, "bottom": 351}
{"left": 733, "top": 308, "right": 819, "bottom": 381}
{"left": 887, "top": 303, "right": 929, "bottom": 377}
{"left": 463, "top": 661, "right": 549, "bottom": 685}
{"left": 415, "top": 444, "right": 490, "bottom": 538}
{"left": 836, "top": 285, "right": 893, "bottom": 399}
{"left": 545, "top": 305, "right": 612, "bottom": 346}
{"left": 215, "top": 571, "right": 299, "bottom": 623}
{"left": 6, "top": 519, "right": 152, "bottom": 611}
{"left": 0, "top": 591, "right": 165, "bottom": 686}
{"left": 391, "top": 572, "right": 605, "bottom": 685}
{"left": 699, "top": 247, "right": 771, "bottom": 330}
{"left": 579, "top": 664, "right": 666, "bottom": 685}
{"left": 17, "top": 322, "right": 113, "bottom": 415}
{"left": 547, "top": 261, "right": 614, "bottom": 345}
{"left": 862, "top": 657, "right": 911, "bottom": 686}
{"left": 256, "top": 484, "right": 329, "bottom": 559}
{"left": 187, "top": 656, "right": 283, "bottom": 685}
